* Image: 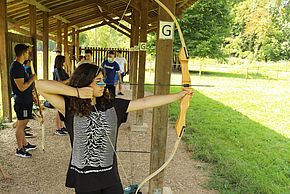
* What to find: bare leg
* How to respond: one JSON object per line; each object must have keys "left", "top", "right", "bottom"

{"left": 55, "top": 112, "right": 64, "bottom": 129}
{"left": 118, "top": 82, "right": 122, "bottom": 93}
{"left": 16, "top": 120, "right": 29, "bottom": 149}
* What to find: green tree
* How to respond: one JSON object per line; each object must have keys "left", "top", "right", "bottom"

{"left": 174, "top": 0, "right": 232, "bottom": 59}
{"left": 80, "top": 25, "right": 130, "bottom": 48}
{"left": 225, "top": 0, "right": 290, "bottom": 61}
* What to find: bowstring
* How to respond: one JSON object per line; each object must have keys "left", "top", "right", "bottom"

{"left": 114, "top": 0, "right": 132, "bottom": 32}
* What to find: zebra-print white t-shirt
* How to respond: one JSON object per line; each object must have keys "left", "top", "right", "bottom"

{"left": 63, "top": 97, "right": 130, "bottom": 192}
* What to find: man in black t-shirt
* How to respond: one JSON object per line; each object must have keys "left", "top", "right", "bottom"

{"left": 9, "top": 44, "right": 37, "bottom": 158}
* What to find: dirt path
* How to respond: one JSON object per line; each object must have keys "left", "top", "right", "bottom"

{"left": 0, "top": 86, "right": 216, "bottom": 194}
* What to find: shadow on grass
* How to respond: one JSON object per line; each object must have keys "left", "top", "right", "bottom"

{"left": 168, "top": 89, "right": 290, "bottom": 194}
{"left": 173, "top": 69, "right": 273, "bottom": 80}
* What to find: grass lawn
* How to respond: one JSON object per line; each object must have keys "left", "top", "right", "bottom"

{"left": 166, "top": 73, "right": 290, "bottom": 193}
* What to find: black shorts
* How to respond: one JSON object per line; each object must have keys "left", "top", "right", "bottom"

{"left": 14, "top": 102, "right": 33, "bottom": 120}
{"left": 75, "top": 182, "right": 123, "bottom": 194}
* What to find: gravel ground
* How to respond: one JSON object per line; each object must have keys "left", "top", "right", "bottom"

{"left": 0, "top": 86, "right": 216, "bottom": 194}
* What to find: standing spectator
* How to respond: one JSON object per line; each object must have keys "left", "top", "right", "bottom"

{"left": 76, "top": 55, "right": 86, "bottom": 67}
{"left": 9, "top": 44, "right": 37, "bottom": 158}
{"left": 56, "top": 49, "right": 62, "bottom": 56}
{"left": 84, "top": 49, "right": 93, "bottom": 62}
{"left": 102, "top": 51, "right": 121, "bottom": 97}
{"left": 114, "top": 50, "right": 127, "bottom": 95}
{"left": 53, "top": 55, "right": 69, "bottom": 136}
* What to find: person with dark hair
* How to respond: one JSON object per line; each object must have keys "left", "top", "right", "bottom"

{"left": 56, "top": 49, "right": 62, "bottom": 56}
{"left": 114, "top": 50, "right": 127, "bottom": 95}
{"left": 53, "top": 55, "right": 69, "bottom": 136}
{"left": 102, "top": 51, "right": 121, "bottom": 97}
{"left": 9, "top": 43, "right": 37, "bottom": 158}
{"left": 84, "top": 49, "right": 93, "bottom": 62}
{"left": 76, "top": 55, "right": 86, "bottom": 67}
{"left": 35, "top": 62, "right": 193, "bottom": 194}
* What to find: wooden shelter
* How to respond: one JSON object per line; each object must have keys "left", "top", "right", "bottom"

{"left": 0, "top": 0, "right": 196, "bottom": 193}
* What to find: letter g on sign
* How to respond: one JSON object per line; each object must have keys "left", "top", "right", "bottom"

{"left": 159, "top": 21, "right": 174, "bottom": 40}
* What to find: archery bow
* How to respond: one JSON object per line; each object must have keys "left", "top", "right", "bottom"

{"left": 135, "top": 0, "right": 192, "bottom": 193}
{"left": 30, "top": 63, "right": 45, "bottom": 151}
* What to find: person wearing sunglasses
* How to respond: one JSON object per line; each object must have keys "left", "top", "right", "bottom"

{"left": 35, "top": 62, "right": 193, "bottom": 194}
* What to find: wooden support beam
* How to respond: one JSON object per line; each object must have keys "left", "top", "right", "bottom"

{"left": 78, "top": 22, "right": 107, "bottom": 33}
{"left": 56, "top": 19, "right": 62, "bottom": 52}
{"left": 136, "top": 0, "right": 149, "bottom": 125}
{"left": 64, "top": 23, "right": 70, "bottom": 74}
{"left": 76, "top": 30, "right": 80, "bottom": 59}
{"left": 71, "top": 28, "right": 76, "bottom": 71}
{"left": 150, "top": 0, "right": 176, "bottom": 193}
{"left": 50, "top": 13, "right": 103, "bottom": 32}
{"left": 0, "top": 0, "right": 12, "bottom": 121}
{"left": 97, "top": 0, "right": 133, "bottom": 24}
{"left": 29, "top": 4, "right": 37, "bottom": 73}
{"left": 118, "top": 0, "right": 141, "bottom": 12}
{"left": 42, "top": 11, "right": 49, "bottom": 80}
{"left": 23, "top": 0, "right": 50, "bottom": 12}
{"left": 53, "top": 15, "right": 70, "bottom": 24}
{"left": 48, "top": 0, "right": 97, "bottom": 17}
{"left": 103, "top": 15, "right": 131, "bottom": 33}
{"left": 131, "top": 5, "right": 140, "bottom": 100}
{"left": 107, "top": 23, "right": 130, "bottom": 38}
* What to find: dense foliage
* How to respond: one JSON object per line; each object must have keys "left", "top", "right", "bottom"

{"left": 148, "top": 0, "right": 290, "bottom": 62}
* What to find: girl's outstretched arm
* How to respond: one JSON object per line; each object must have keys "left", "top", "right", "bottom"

{"left": 127, "top": 89, "right": 193, "bottom": 112}
{"left": 35, "top": 80, "right": 93, "bottom": 115}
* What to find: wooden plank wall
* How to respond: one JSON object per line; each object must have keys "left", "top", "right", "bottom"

{"left": 79, "top": 47, "right": 130, "bottom": 67}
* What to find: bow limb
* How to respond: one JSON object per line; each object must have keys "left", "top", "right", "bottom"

{"left": 135, "top": 1, "right": 192, "bottom": 194}
{"left": 31, "top": 64, "right": 45, "bottom": 151}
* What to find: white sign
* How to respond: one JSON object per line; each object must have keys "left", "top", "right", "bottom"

{"left": 159, "top": 21, "right": 174, "bottom": 39}
{"left": 139, "top": 42, "right": 147, "bottom": 51}
{"left": 134, "top": 45, "right": 139, "bottom": 51}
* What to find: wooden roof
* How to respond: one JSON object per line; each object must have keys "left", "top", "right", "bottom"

{"left": 6, "top": 0, "right": 196, "bottom": 38}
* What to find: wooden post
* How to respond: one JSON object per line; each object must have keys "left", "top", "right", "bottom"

{"left": 71, "top": 28, "right": 76, "bottom": 71}
{"left": 149, "top": 0, "right": 176, "bottom": 193}
{"left": 76, "top": 30, "right": 80, "bottom": 59}
{"left": 42, "top": 11, "right": 49, "bottom": 80}
{"left": 132, "top": 6, "right": 140, "bottom": 100}
{"left": 129, "top": 29, "right": 134, "bottom": 87}
{"left": 136, "top": 0, "right": 148, "bottom": 125}
{"left": 64, "top": 23, "right": 70, "bottom": 74}
{"left": 0, "top": 0, "right": 12, "bottom": 121}
{"left": 56, "top": 19, "right": 62, "bottom": 53}
{"left": 29, "top": 4, "right": 37, "bottom": 73}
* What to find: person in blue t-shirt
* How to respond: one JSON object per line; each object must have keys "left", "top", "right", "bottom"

{"left": 102, "top": 51, "right": 121, "bottom": 97}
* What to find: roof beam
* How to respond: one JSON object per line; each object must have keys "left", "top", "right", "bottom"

{"left": 23, "top": 0, "right": 50, "bottom": 12}
{"left": 48, "top": 0, "right": 97, "bottom": 17}
{"left": 50, "top": 13, "right": 105, "bottom": 32}
{"left": 107, "top": 23, "right": 130, "bottom": 38}
{"left": 71, "top": 19, "right": 122, "bottom": 34}
{"left": 53, "top": 15, "right": 70, "bottom": 23}
{"left": 97, "top": 0, "right": 133, "bottom": 24}
{"left": 102, "top": 15, "right": 131, "bottom": 33}
{"left": 14, "top": 0, "right": 71, "bottom": 26}
{"left": 118, "top": 0, "right": 140, "bottom": 12}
